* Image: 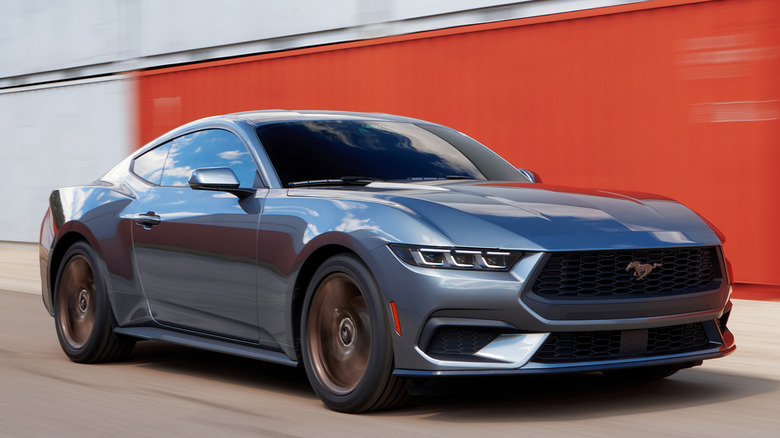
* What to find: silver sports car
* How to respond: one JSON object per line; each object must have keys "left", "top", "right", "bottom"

{"left": 40, "top": 110, "right": 735, "bottom": 412}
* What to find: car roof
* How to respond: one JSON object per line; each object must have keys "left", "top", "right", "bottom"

{"left": 134, "top": 110, "right": 440, "bottom": 158}
{"left": 222, "top": 110, "right": 434, "bottom": 126}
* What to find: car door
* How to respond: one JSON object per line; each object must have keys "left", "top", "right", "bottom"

{"left": 129, "top": 128, "right": 264, "bottom": 342}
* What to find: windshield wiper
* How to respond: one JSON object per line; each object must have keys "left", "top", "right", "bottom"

{"left": 405, "top": 175, "right": 478, "bottom": 182}
{"left": 288, "top": 176, "right": 378, "bottom": 188}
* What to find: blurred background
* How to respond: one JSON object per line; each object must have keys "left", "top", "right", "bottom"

{"left": 1, "top": 0, "right": 777, "bottom": 291}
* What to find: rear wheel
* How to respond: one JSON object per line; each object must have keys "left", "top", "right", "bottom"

{"left": 301, "top": 254, "right": 407, "bottom": 413}
{"left": 54, "top": 242, "right": 135, "bottom": 363}
{"left": 602, "top": 365, "right": 681, "bottom": 382}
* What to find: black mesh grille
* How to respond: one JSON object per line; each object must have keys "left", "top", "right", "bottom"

{"left": 647, "top": 323, "right": 709, "bottom": 354}
{"left": 531, "top": 247, "right": 721, "bottom": 299}
{"left": 425, "top": 326, "right": 503, "bottom": 357}
{"left": 533, "top": 323, "right": 711, "bottom": 363}
{"left": 535, "top": 331, "right": 622, "bottom": 362}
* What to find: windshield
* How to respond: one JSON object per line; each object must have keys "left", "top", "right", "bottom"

{"left": 255, "top": 120, "right": 528, "bottom": 187}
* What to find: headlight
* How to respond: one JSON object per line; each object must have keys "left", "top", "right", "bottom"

{"left": 389, "top": 244, "right": 522, "bottom": 271}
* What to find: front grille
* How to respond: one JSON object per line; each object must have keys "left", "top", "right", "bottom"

{"left": 531, "top": 247, "right": 721, "bottom": 299}
{"left": 647, "top": 323, "right": 709, "bottom": 354}
{"left": 533, "top": 322, "right": 711, "bottom": 363}
{"left": 425, "top": 326, "right": 503, "bottom": 357}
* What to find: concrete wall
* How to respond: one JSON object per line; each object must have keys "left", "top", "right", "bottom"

{"left": 0, "top": 77, "right": 132, "bottom": 242}
{"left": 0, "top": 0, "right": 123, "bottom": 79}
{"left": 0, "top": 0, "right": 649, "bottom": 87}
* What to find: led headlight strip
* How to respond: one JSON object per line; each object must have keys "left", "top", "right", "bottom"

{"left": 389, "top": 244, "right": 522, "bottom": 271}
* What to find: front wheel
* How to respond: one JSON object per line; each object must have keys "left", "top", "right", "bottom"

{"left": 301, "top": 254, "right": 407, "bottom": 413}
{"left": 54, "top": 242, "right": 135, "bottom": 363}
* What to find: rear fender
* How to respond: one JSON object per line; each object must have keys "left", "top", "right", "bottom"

{"left": 40, "top": 186, "right": 137, "bottom": 321}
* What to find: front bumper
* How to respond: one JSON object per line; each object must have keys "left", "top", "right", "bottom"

{"left": 364, "top": 245, "right": 734, "bottom": 376}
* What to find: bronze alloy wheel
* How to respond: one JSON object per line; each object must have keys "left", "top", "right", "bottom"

{"left": 53, "top": 242, "right": 136, "bottom": 363}
{"left": 57, "top": 254, "right": 96, "bottom": 349}
{"left": 307, "top": 272, "right": 371, "bottom": 395}
{"left": 301, "top": 254, "right": 408, "bottom": 412}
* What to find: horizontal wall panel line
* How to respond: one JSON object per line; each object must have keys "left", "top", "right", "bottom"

{"left": 0, "top": 74, "right": 128, "bottom": 95}
{"left": 137, "top": 0, "right": 718, "bottom": 77}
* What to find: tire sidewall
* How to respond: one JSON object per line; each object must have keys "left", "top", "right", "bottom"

{"left": 53, "top": 242, "right": 113, "bottom": 363}
{"left": 300, "top": 253, "right": 395, "bottom": 413}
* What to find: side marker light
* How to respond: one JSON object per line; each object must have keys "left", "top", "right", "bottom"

{"left": 389, "top": 301, "right": 401, "bottom": 336}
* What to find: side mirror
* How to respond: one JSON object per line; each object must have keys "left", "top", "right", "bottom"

{"left": 188, "top": 167, "right": 255, "bottom": 198}
{"left": 516, "top": 168, "right": 541, "bottom": 183}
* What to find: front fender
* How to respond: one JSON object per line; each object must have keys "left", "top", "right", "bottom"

{"left": 257, "top": 191, "right": 454, "bottom": 356}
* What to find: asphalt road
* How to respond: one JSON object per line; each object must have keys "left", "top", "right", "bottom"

{"left": 1, "top": 243, "right": 779, "bottom": 437}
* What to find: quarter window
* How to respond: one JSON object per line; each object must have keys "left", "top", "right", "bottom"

{"left": 132, "top": 141, "right": 172, "bottom": 185}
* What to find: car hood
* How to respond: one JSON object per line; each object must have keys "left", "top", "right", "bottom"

{"left": 365, "top": 181, "right": 721, "bottom": 251}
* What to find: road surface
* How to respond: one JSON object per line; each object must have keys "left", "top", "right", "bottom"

{"left": 1, "top": 243, "right": 778, "bottom": 437}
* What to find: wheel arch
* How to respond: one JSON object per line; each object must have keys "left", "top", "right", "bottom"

{"left": 45, "top": 231, "right": 92, "bottom": 312}
{"left": 295, "top": 247, "right": 408, "bottom": 412}
{"left": 290, "top": 244, "right": 358, "bottom": 360}
{"left": 52, "top": 238, "right": 137, "bottom": 363}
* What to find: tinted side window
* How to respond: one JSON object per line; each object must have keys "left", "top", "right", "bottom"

{"left": 160, "top": 129, "right": 258, "bottom": 188}
{"left": 132, "top": 141, "right": 172, "bottom": 185}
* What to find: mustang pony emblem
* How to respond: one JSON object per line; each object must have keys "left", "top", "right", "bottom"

{"left": 626, "top": 261, "right": 662, "bottom": 280}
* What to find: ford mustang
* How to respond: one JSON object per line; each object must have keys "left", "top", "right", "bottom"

{"left": 40, "top": 110, "right": 735, "bottom": 412}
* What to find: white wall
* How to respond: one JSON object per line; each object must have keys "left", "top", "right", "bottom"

{"left": 0, "top": 0, "right": 649, "bottom": 86}
{"left": 0, "top": 77, "right": 132, "bottom": 242}
{"left": 0, "top": 0, "right": 123, "bottom": 78}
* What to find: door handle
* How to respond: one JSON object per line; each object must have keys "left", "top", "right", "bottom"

{"left": 134, "top": 211, "right": 161, "bottom": 230}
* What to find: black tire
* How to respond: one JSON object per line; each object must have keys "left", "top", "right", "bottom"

{"left": 301, "top": 254, "right": 408, "bottom": 413}
{"left": 54, "top": 242, "right": 135, "bottom": 363}
{"left": 602, "top": 365, "right": 681, "bottom": 382}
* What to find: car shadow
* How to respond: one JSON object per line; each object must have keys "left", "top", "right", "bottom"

{"left": 123, "top": 339, "right": 316, "bottom": 399}
{"left": 119, "top": 340, "right": 776, "bottom": 419}
{"left": 387, "top": 369, "right": 778, "bottom": 422}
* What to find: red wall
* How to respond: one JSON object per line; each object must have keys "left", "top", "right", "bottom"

{"left": 136, "top": 0, "right": 780, "bottom": 286}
